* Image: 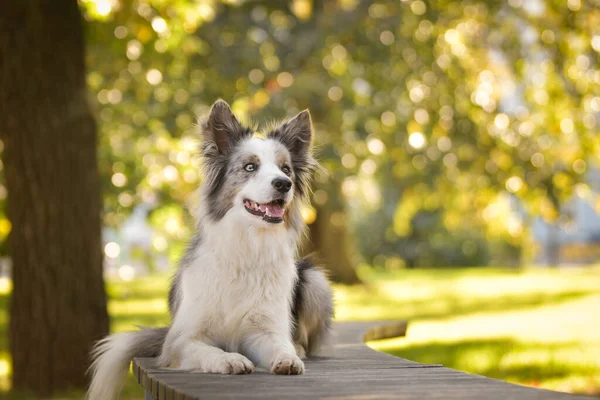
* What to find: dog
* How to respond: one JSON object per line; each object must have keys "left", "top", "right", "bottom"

{"left": 87, "top": 100, "right": 334, "bottom": 400}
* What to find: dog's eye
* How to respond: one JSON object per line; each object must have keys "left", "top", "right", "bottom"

{"left": 244, "top": 163, "right": 257, "bottom": 172}
{"left": 281, "top": 166, "right": 291, "bottom": 176}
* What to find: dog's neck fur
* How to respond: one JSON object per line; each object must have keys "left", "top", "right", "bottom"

{"left": 195, "top": 195, "right": 301, "bottom": 274}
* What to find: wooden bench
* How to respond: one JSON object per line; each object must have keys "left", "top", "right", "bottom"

{"left": 133, "top": 321, "right": 588, "bottom": 399}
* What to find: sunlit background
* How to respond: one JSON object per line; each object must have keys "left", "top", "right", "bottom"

{"left": 1, "top": 0, "right": 600, "bottom": 397}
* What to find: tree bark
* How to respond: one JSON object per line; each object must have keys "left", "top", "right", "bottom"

{"left": 547, "top": 222, "right": 561, "bottom": 267}
{"left": 302, "top": 180, "right": 361, "bottom": 284}
{"left": 0, "top": 0, "right": 109, "bottom": 396}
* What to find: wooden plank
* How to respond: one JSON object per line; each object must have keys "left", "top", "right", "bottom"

{"left": 133, "top": 321, "right": 588, "bottom": 400}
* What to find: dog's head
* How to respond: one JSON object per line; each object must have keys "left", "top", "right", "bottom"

{"left": 199, "top": 100, "right": 317, "bottom": 228}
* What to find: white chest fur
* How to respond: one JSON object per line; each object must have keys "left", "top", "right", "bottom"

{"left": 179, "top": 212, "right": 298, "bottom": 351}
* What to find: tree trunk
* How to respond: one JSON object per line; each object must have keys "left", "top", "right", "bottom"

{"left": 547, "top": 222, "right": 561, "bottom": 267}
{"left": 0, "top": 0, "right": 109, "bottom": 396}
{"left": 303, "top": 180, "right": 361, "bottom": 284}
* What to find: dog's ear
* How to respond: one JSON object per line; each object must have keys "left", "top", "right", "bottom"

{"left": 201, "top": 100, "right": 249, "bottom": 156}
{"left": 269, "top": 110, "right": 313, "bottom": 156}
{"left": 268, "top": 110, "right": 318, "bottom": 201}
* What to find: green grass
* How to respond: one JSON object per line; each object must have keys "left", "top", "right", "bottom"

{"left": 1, "top": 266, "right": 600, "bottom": 398}
{"left": 357, "top": 267, "right": 600, "bottom": 396}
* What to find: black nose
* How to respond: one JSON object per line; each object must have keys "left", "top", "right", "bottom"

{"left": 272, "top": 177, "right": 292, "bottom": 193}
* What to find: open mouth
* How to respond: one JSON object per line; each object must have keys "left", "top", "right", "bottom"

{"left": 243, "top": 198, "right": 285, "bottom": 224}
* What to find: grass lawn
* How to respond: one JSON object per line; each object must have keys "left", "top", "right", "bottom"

{"left": 354, "top": 267, "right": 600, "bottom": 396}
{"left": 1, "top": 266, "right": 599, "bottom": 398}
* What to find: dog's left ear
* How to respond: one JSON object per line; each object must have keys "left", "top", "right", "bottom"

{"left": 269, "top": 110, "right": 313, "bottom": 156}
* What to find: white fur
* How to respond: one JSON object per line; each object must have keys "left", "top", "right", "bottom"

{"left": 87, "top": 332, "right": 139, "bottom": 400}
{"left": 159, "top": 137, "right": 303, "bottom": 374}
{"left": 88, "top": 137, "right": 308, "bottom": 400}
{"left": 240, "top": 138, "right": 292, "bottom": 205}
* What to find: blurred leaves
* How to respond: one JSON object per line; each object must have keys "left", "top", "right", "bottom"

{"left": 8, "top": 0, "right": 596, "bottom": 265}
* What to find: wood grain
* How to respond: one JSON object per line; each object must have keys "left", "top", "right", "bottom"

{"left": 133, "top": 321, "right": 588, "bottom": 399}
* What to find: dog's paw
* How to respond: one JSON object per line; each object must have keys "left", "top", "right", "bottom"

{"left": 270, "top": 353, "right": 305, "bottom": 375}
{"left": 211, "top": 353, "right": 255, "bottom": 374}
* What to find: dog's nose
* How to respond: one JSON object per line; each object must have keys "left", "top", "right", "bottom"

{"left": 272, "top": 177, "right": 292, "bottom": 193}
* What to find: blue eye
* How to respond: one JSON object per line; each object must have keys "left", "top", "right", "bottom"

{"left": 244, "top": 163, "right": 257, "bottom": 172}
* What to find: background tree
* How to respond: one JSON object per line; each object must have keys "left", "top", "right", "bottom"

{"left": 0, "top": 0, "right": 109, "bottom": 396}
{"left": 0, "top": 0, "right": 598, "bottom": 394}
{"left": 75, "top": 0, "right": 598, "bottom": 275}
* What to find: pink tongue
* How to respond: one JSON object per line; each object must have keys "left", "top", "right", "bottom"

{"left": 266, "top": 204, "right": 285, "bottom": 218}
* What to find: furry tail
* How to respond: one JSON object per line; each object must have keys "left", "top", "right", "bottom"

{"left": 87, "top": 327, "right": 168, "bottom": 400}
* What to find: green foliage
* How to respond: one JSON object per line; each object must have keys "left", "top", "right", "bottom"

{"left": 75, "top": 0, "right": 599, "bottom": 266}
{"left": 4, "top": 0, "right": 596, "bottom": 265}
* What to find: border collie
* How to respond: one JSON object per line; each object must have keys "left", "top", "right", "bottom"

{"left": 87, "top": 100, "right": 334, "bottom": 400}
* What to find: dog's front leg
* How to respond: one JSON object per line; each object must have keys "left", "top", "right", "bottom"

{"left": 179, "top": 338, "right": 255, "bottom": 374}
{"left": 243, "top": 328, "right": 305, "bottom": 375}
{"left": 159, "top": 297, "right": 255, "bottom": 374}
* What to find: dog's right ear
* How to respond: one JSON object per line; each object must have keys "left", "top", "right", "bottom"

{"left": 200, "top": 100, "right": 249, "bottom": 157}
{"left": 268, "top": 110, "right": 313, "bottom": 157}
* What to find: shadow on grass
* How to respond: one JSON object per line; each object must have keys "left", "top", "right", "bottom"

{"left": 110, "top": 313, "right": 170, "bottom": 330}
{"left": 108, "top": 286, "right": 596, "bottom": 330}
{"left": 340, "top": 288, "right": 595, "bottom": 323}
